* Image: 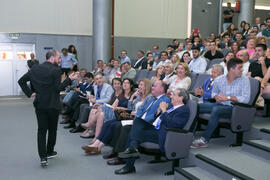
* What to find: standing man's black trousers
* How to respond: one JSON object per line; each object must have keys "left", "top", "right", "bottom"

{"left": 35, "top": 108, "right": 59, "bottom": 159}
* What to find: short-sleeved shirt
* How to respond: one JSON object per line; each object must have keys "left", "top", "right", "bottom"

{"left": 223, "top": 9, "right": 234, "bottom": 23}
{"left": 248, "top": 58, "right": 270, "bottom": 79}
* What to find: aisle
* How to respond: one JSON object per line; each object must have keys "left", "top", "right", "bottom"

{"left": 0, "top": 97, "right": 172, "bottom": 180}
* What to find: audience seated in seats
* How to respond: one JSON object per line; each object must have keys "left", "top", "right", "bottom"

{"left": 151, "top": 65, "right": 165, "bottom": 84}
{"left": 61, "top": 72, "right": 94, "bottom": 127}
{"left": 156, "top": 51, "right": 171, "bottom": 68}
{"left": 195, "top": 64, "right": 224, "bottom": 103}
{"left": 237, "top": 50, "right": 250, "bottom": 76}
{"left": 181, "top": 51, "right": 192, "bottom": 64}
{"left": 206, "top": 51, "right": 235, "bottom": 75}
{"left": 163, "top": 62, "right": 176, "bottom": 85}
{"left": 192, "top": 58, "right": 250, "bottom": 148}
{"left": 120, "top": 50, "right": 131, "bottom": 64}
{"left": 133, "top": 50, "right": 147, "bottom": 70}
{"left": 81, "top": 79, "right": 152, "bottom": 157}
{"left": 115, "top": 87, "right": 190, "bottom": 175}
{"left": 66, "top": 72, "right": 113, "bottom": 130}
{"left": 189, "top": 46, "right": 207, "bottom": 74}
{"left": 69, "top": 78, "right": 122, "bottom": 133}
{"left": 248, "top": 44, "right": 270, "bottom": 82}
{"left": 146, "top": 52, "right": 154, "bottom": 71}
{"left": 204, "top": 41, "right": 224, "bottom": 60}
{"left": 121, "top": 62, "right": 136, "bottom": 81}
{"left": 80, "top": 78, "right": 134, "bottom": 144}
{"left": 168, "top": 63, "right": 191, "bottom": 92}
{"left": 171, "top": 54, "right": 180, "bottom": 69}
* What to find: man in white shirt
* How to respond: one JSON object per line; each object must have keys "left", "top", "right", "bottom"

{"left": 188, "top": 46, "right": 207, "bottom": 74}
{"left": 238, "top": 50, "right": 250, "bottom": 76}
{"left": 163, "top": 62, "right": 176, "bottom": 85}
{"left": 120, "top": 50, "right": 131, "bottom": 64}
{"left": 156, "top": 51, "right": 171, "bottom": 68}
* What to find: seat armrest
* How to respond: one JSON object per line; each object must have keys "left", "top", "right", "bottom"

{"left": 165, "top": 128, "right": 189, "bottom": 134}
{"left": 231, "top": 101, "right": 253, "bottom": 108}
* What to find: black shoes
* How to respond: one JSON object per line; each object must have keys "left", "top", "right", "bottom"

{"left": 107, "top": 157, "right": 125, "bottom": 165}
{"left": 103, "top": 152, "right": 118, "bottom": 159}
{"left": 114, "top": 165, "right": 136, "bottom": 175}
{"left": 64, "top": 123, "right": 75, "bottom": 129}
{"left": 118, "top": 148, "right": 140, "bottom": 159}
{"left": 47, "top": 151, "right": 57, "bottom": 159}
{"left": 40, "top": 158, "right": 48, "bottom": 167}
{"left": 60, "top": 119, "right": 70, "bottom": 124}
{"left": 69, "top": 126, "right": 84, "bottom": 133}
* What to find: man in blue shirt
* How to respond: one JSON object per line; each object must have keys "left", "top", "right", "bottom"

{"left": 195, "top": 64, "right": 224, "bottom": 103}
{"left": 120, "top": 50, "right": 131, "bottom": 64}
{"left": 192, "top": 58, "right": 250, "bottom": 148}
{"left": 189, "top": 46, "right": 207, "bottom": 74}
{"left": 60, "top": 48, "right": 78, "bottom": 76}
{"left": 114, "top": 80, "right": 171, "bottom": 174}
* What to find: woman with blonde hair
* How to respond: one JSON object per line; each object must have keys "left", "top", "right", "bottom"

{"left": 81, "top": 78, "right": 152, "bottom": 155}
{"left": 151, "top": 65, "right": 165, "bottom": 84}
{"left": 168, "top": 62, "right": 191, "bottom": 92}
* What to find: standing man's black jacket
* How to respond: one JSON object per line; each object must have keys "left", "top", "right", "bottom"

{"left": 18, "top": 61, "right": 71, "bottom": 110}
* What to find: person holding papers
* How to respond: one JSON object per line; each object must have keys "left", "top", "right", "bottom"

{"left": 80, "top": 78, "right": 134, "bottom": 144}
{"left": 114, "top": 87, "right": 190, "bottom": 175}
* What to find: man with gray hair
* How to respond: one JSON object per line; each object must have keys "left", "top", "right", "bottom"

{"left": 238, "top": 49, "right": 250, "bottom": 76}
{"left": 115, "top": 87, "right": 190, "bottom": 174}
{"left": 195, "top": 64, "right": 224, "bottom": 103}
{"left": 163, "top": 62, "right": 176, "bottom": 85}
{"left": 18, "top": 49, "right": 78, "bottom": 167}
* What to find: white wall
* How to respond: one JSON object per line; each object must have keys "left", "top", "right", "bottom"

{"left": 0, "top": 0, "right": 92, "bottom": 35}
{"left": 114, "top": 0, "right": 189, "bottom": 39}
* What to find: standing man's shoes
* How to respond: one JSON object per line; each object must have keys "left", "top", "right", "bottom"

{"left": 114, "top": 165, "right": 136, "bottom": 175}
{"left": 47, "top": 151, "right": 57, "bottom": 159}
{"left": 40, "top": 158, "right": 48, "bottom": 167}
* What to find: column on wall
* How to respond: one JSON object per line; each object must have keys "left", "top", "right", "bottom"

{"left": 92, "top": 0, "right": 112, "bottom": 68}
{"left": 238, "top": 0, "right": 255, "bottom": 25}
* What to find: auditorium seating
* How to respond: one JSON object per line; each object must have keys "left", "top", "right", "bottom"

{"left": 198, "top": 77, "right": 261, "bottom": 146}
{"left": 139, "top": 99, "right": 198, "bottom": 175}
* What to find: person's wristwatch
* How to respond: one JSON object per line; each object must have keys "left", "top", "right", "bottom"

{"left": 227, "top": 96, "right": 231, "bottom": 101}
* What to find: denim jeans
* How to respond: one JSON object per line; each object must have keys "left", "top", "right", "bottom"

{"left": 223, "top": 23, "right": 231, "bottom": 32}
{"left": 199, "top": 103, "right": 233, "bottom": 141}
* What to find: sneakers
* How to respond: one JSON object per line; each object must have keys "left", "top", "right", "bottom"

{"left": 47, "top": 151, "right": 57, "bottom": 159}
{"left": 191, "top": 137, "right": 208, "bottom": 148}
{"left": 40, "top": 158, "right": 48, "bottom": 167}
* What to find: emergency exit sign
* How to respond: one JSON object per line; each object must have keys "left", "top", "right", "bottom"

{"left": 9, "top": 33, "right": 20, "bottom": 39}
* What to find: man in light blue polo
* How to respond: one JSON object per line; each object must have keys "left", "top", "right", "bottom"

{"left": 60, "top": 48, "right": 78, "bottom": 76}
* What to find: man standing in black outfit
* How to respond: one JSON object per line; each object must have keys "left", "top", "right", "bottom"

{"left": 18, "top": 49, "right": 78, "bottom": 167}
